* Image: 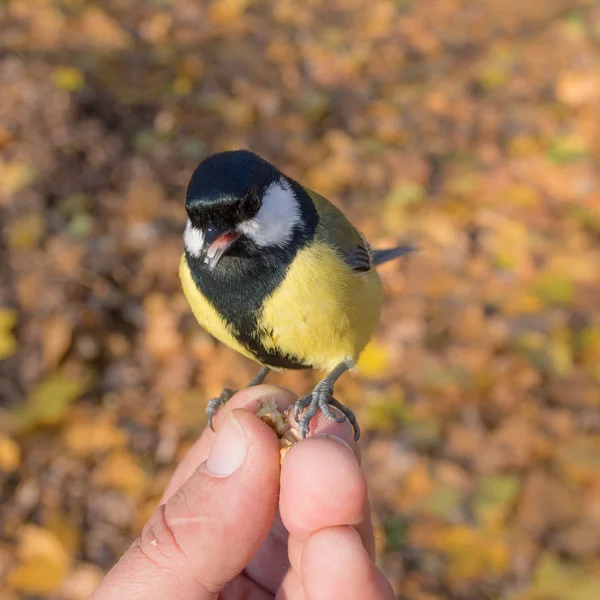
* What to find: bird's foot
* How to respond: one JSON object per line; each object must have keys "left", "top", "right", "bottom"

{"left": 206, "top": 388, "right": 235, "bottom": 431}
{"left": 294, "top": 380, "right": 360, "bottom": 441}
{"left": 206, "top": 366, "right": 271, "bottom": 431}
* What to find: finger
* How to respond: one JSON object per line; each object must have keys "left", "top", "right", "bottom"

{"left": 91, "top": 409, "right": 280, "bottom": 600}
{"left": 280, "top": 436, "right": 367, "bottom": 542}
{"left": 161, "top": 385, "right": 297, "bottom": 503}
{"left": 212, "top": 384, "right": 297, "bottom": 431}
{"left": 301, "top": 527, "right": 395, "bottom": 600}
{"left": 285, "top": 401, "right": 361, "bottom": 462}
{"left": 245, "top": 508, "right": 290, "bottom": 594}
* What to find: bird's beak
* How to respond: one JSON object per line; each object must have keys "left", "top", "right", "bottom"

{"left": 201, "top": 224, "right": 241, "bottom": 271}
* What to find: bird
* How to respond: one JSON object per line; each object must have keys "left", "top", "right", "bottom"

{"left": 179, "top": 149, "right": 413, "bottom": 440}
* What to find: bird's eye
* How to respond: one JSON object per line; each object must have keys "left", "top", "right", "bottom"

{"left": 246, "top": 193, "right": 262, "bottom": 214}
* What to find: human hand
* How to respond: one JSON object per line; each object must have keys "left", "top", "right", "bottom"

{"left": 90, "top": 385, "right": 395, "bottom": 599}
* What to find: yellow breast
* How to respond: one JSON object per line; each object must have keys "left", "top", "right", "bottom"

{"left": 259, "top": 236, "right": 383, "bottom": 372}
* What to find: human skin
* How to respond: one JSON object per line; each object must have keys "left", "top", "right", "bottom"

{"left": 90, "top": 385, "right": 395, "bottom": 600}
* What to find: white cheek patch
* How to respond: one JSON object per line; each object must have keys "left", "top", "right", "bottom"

{"left": 237, "top": 178, "right": 302, "bottom": 247}
{"left": 183, "top": 220, "right": 205, "bottom": 257}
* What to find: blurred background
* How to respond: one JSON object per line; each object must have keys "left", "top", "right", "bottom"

{"left": 1, "top": 0, "right": 600, "bottom": 598}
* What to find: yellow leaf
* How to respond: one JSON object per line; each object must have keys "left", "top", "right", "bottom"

{"left": 18, "top": 524, "right": 70, "bottom": 563}
{"left": 42, "top": 315, "right": 73, "bottom": 371}
{"left": 550, "top": 338, "right": 574, "bottom": 377}
{"left": 7, "top": 525, "right": 71, "bottom": 594}
{"left": 63, "top": 417, "right": 126, "bottom": 457}
{"left": 79, "top": 8, "right": 131, "bottom": 50}
{"left": 208, "top": 0, "right": 251, "bottom": 23}
{"left": 435, "top": 525, "right": 509, "bottom": 581}
{"left": 0, "top": 160, "right": 37, "bottom": 199}
{"left": 51, "top": 66, "right": 85, "bottom": 92}
{"left": 6, "top": 556, "right": 69, "bottom": 594}
{"left": 93, "top": 450, "right": 148, "bottom": 496}
{"left": 505, "top": 184, "right": 541, "bottom": 208}
{"left": 45, "top": 513, "right": 81, "bottom": 555}
{"left": 7, "top": 213, "right": 44, "bottom": 249}
{"left": 491, "top": 219, "right": 529, "bottom": 270}
{"left": 173, "top": 75, "right": 193, "bottom": 97}
{"left": 357, "top": 340, "right": 390, "bottom": 378}
{"left": 0, "top": 308, "right": 17, "bottom": 330}
{"left": 0, "top": 308, "right": 18, "bottom": 360}
{"left": 502, "top": 291, "right": 543, "bottom": 316}
{"left": 0, "top": 434, "right": 21, "bottom": 472}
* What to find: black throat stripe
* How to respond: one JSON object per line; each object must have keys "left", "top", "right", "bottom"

{"left": 185, "top": 180, "right": 318, "bottom": 369}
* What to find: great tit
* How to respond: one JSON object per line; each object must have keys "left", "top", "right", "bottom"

{"left": 180, "top": 150, "right": 413, "bottom": 440}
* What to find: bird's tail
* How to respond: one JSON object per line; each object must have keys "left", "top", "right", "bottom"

{"left": 371, "top": 244, "right": 415, "bottom": 266}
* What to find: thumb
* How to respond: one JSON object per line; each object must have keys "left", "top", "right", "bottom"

{"left": 91, "top": 409, "right": 281, "bottom": 600}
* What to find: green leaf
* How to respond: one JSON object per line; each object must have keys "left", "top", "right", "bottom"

{"left": 473, "top": 475, "right": 521, "bottom": 526}
{"left": 384, "top": 516, "right": 408, "bottom": 550}
{"left": 423, "top": 485, "right": 463, "bottom": 519}
{"left": 533, "top": 272, "right": 574, "bottom": 306}
{"left": 385, "top": 182, "right": 424, "bottom": 207}
{"left": 11, "top": 371, "right": 94, "bottom": 433}
{"left": 531, "top": 554, "right": 599, "bottom": 600}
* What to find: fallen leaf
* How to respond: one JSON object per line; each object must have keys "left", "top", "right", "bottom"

{"left": 0, "top": 161, "right": 37, "bottom": 201}
{"left": 434, "top": 525, "right": 510, "bottom": 582}
{"left": 7, "top": 213, "right": 44, "bottom": 249}
{"left": 517, "top": 470, "right": 580, "bottom": 536}
{"left": 6, "top": 556, "right": 70, "bottom": 595}
{"left": 42, "top": 315, "right": 73, "bottom": 371}
{"left": 51, "top": 66, "right": 85, "bottom": 92}
{"left": 143, "top": 293, "right": 183, "bottom": 360}
{"left": 6, "top": 525, "right": 71, "bottom": 594}
{"left": 528, "top": 553, "right": 600, "bottom": 600}
{"left": 208, "top": 0, "right": 251, "bottom": 23}
{"left": 557, "top": 436, "right": 600, "bottom": 486}
{"left": 93, "top": 450, "right": 149, "bottom": 497}
{"left": 473, "top": 475, "right": 521, "bottom": 528}
{"left": 0, "top": 435, "right": 21, "bottom": 472}
{"left": 63, "top": 416, "right": 127, "bottom": 457}
{"left": 11, "top": 370, "right": 93, "bottom": 432}
{"left": 0, "top": 308, "right": 18, "bottom": 360}
{"left": 421, "top": 484, "right": 463, "bottom": 519}
{"left": 79, "top": 7, "right": 131, "bottom": 49}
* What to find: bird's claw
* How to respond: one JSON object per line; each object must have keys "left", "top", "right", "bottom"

{"left": 206, "top": 388, "right": 235, "bottom": 431}
{"left": 293, "top": 383, "right": 360, "bottom": 441}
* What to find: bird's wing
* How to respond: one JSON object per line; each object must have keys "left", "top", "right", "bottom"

{"left": 304, "top": 187, "right": 373, "bottom": 273}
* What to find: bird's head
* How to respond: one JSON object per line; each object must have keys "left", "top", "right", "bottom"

{"left": 184, "top": 150, "right": 306, "bottom": 270}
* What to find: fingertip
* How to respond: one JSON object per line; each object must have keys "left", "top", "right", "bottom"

{"left": 286, "top": 405, "right": 361, "bottom": 462}
{"left": 212, "top": 384, "right": 298, "bottom": 430}
{"left": 159, "top": 387, "right": 293, "bottom": 504}
{"left": 229, "top": 407, "right": 282, "bottom": 462}
{"left": 280, "top": 437, "right": 367, "bottom": 538}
